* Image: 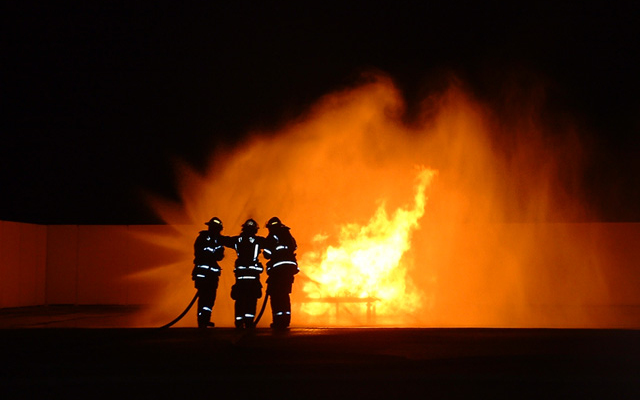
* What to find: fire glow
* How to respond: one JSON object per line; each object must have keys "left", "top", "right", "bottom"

{"left": 138, "top": 73, "right": 621, "bottom": 328}
{"left": 300, "top": 167, "right": 435, "bottom": 324}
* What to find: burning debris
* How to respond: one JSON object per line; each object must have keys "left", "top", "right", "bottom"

{"left": 300, "top": 167, "right": 436, "bottom": 325}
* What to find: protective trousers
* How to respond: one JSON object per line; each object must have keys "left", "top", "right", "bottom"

{"left": 267, "top": 274, "right": 294, "bottom": 328}
{"left": 231, "top": 279, "right": 262, "bottom": 328}
{"left": 196, "top": 277, "right": 219, "bottom": 328}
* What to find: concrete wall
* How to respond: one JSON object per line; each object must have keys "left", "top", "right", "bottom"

{"left": 46, "top": 225, "right": 78, "bottom": 305}
{"left": 1, "top": 222, "right": 181, "bottom": 307}
{"left": 594, "top": 223, "right": 640, "bottom": 305}
{"left": 0, "top": 221, "right": 47, "bottom": 308}
{"left": 1, "top": 220, "right": 639, "bottom": 310}
{"left": 50, "top": 224, "right": 182, "bottom": 306}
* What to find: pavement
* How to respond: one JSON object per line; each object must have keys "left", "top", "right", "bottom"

{"left": 1, "top": 306, "right": 639, "bottom": 399}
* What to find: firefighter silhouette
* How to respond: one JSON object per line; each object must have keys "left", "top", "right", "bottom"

{"left": 262, "top": 217, "right": 299, "bottom": 329}
{"left": 223, "top": 218, "right": 266, "bottom": 329}
{"left": 191, "top": 217, "right": 225, "bottom": 329}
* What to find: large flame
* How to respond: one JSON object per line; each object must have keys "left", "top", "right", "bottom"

{"left": 132, "top": 72, "right": 631, "bottom": 328}
{"left": 300, "top": 167, "right": 435, "bottom": 324}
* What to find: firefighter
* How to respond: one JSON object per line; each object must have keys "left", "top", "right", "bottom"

{"left": 223, "top": 218, "right": 265, "bottom": 329}
{"left": 262, "top": 217, "right": 299, "bottom": 330}
{"left": 191, "top": 217, "right": 225, "bottom": 329}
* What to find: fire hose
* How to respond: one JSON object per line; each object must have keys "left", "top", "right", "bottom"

{"left": 158, "top": 291, "right": 199, "bottom": 329}
{"left": 254, "top": 292, "right": 270, "bottom": 326}
{"left": 159, "top": 291, "right": 270, "bottom": 329}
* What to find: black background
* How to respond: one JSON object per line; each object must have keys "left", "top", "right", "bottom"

{"left": 2, "top": 1, "right": 638, "bottom": 224}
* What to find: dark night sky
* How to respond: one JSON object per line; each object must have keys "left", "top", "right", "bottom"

{"left": 2, "top": 1, "right": 639, "bottom": 224}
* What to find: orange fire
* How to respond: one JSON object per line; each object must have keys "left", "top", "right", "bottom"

{"left": 136, "top": 72, "right": 621, "bottom": 328}
{"left": 300, "top": 167, "right": 436, "bottom": 325}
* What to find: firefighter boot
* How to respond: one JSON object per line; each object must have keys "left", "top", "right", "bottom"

{"left": 283, "top": 312, "right": 291, "bottom": 328}
{"left": 198, "top": 309, "right": 212, "bottom": 329}
{"left": 270, "top": 312, "right": 289, "bottom": 330}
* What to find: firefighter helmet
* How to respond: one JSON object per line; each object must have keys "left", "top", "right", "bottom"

{"left": 242, "top": 218, "right": 258, "bottom": 229}
{"left": 267, "top": 217, "right": 282, "bottom": 227}
{"left": 205, "top": 217, "right": 223, "bottom": 230}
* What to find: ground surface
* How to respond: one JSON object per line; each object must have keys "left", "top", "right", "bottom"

{"left": 1, "top": 306, "right": 639, "bottom": 399}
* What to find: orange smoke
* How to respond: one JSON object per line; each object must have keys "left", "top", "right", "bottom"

{"left": 138, "top": 73, "right": 622, "bottom": 328}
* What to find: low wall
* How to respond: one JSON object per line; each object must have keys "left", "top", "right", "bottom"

{"left": 1, "top": 221, "right": 639, "bottom": 316}
{"left": 0, "top": 221, "right": 46, "bottom": 308}
{"left": 0, "top": 222, "right": 182, "bottom": 308}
